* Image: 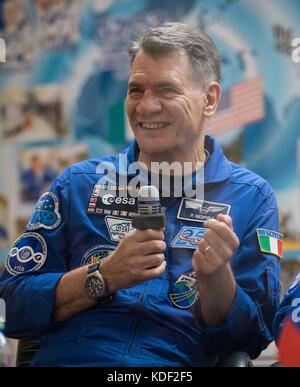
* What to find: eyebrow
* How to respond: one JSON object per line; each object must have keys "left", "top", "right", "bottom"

{"left": 127, "top": 81, "right": 143, "bottom": 89}
{"left": 156, "top": 82, "right": 180, "bottom": 89}
{"left": 128, "top": 81, "right": 180, "bottom": 89}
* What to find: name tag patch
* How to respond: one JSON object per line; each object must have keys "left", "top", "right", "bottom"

{"left": 177, "top": 198, "right": 230, "bottom": 223}
{"left": 105, "top": 216, "right": 134, "bottom": 242}
{"left": 171, "top": 226, "right": 205, "bottom": 249}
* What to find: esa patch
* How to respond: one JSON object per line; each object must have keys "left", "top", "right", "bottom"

{"left": 177, "top": 198, "right": 230, "bottom": 223}
{"left": 6, "top": 232, "right": 47, "bottom": 276}
{"left": 26, "top": 192, "right": 61, "bottom": 231}
{"left": 87, "top": 184, "right": 138, "bottom": 217}
{"left": 81, "top": 245, "right": 115, "bottom": 265}
{"left": 171, "top": 226, "right": 205, "bottom": 249}
{"left": 169, "top": 272, "right": 198, "bottom": 309}
{"left": 105, "top": 216, "right": 134, "bottom": 242}
{"left": 256, "top": 228, "right": 283, "bottom": 259}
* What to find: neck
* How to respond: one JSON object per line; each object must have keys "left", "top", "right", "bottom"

{"left": 138, "top": 138, "right": 206, "bottom": 173}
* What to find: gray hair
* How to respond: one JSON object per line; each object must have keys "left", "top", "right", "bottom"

{"left": 128, "top": 22, "right": 221, "bottom": 86}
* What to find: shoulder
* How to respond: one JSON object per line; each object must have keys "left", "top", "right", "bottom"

{"left": 228, "top": 162, "right": 277, "bottom": 209}
{"left": 55, "top": 154, "right": 119, "bottom": 182}
{"left": 229, "top": 162, "right": 275, "bottom": 197}
{"left": 70, "top": 155, "right": 119, "bottom": 175}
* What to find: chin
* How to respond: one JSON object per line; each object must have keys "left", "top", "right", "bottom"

{"left": 141, "top": 144, "right": 166, "bottom": 156}
{"left": 138, "top": 137, "right": 169, "bottom": 155}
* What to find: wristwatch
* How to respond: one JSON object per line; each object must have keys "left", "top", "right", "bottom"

{"left": 85, "top": 262, "right": 111, "bottom": 302}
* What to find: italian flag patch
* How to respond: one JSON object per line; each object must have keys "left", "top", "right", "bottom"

{"left": 256, "top": 228, "right": 283, "bottom": 259}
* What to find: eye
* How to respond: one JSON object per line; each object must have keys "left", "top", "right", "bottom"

{"left": 159, "top": 87, "right": 178, "bottom": 97}
{"left": 128, "top": 88, "right": 143, "bottom": 97}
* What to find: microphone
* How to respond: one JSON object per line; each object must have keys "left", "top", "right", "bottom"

{"left": 131, "top": 185, "right": 165, "bottom": 229}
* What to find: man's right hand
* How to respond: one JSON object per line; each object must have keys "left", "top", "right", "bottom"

{"left": 100, "top": 228, "right": 166, "bottom": 295}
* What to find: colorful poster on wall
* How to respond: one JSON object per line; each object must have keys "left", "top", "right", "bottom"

{"left": 0, "top": 0, "right": 33, "bottom": 70}
{"left": 36, "top": 0, "right": 80, "bottom": 49}
{"left": 0, "top": 0, "right": 299, "bottom": 285}
{"left": 18, "top": 142, "right": 87, "bottom": 204}
{"left": 0, "top": 84, "right": 69, "bottom": 142}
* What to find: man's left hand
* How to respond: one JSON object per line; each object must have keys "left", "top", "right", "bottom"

{"left": 192, "top": 214, "right": 239, "bottom": 276}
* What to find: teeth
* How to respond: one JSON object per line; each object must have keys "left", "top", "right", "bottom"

{"left": 141, "top": 122, "right": 169, "bottom": 129}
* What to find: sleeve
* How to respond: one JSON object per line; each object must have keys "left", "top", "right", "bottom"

{"left": 273, "top": 273, "right": 300, "bottom": 342}
{"left": 193, "top": 182, "right": 281, "bottom": 359}
{"left": 0, "top": 168, "right": 71, "bottom": 339}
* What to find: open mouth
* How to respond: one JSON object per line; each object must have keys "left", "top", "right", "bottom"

{"left": 139, "top": 122, "right": 170, "bottom": 129}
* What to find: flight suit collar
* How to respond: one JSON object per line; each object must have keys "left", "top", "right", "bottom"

{"left": 121, "top": 135, "right": 232, "bottom": 185}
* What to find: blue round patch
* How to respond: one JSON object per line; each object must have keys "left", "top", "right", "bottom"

{"left": 26, "top": 191, "right": 61, "bottom": 231}
{"left": 80, "top": 245, "right": 115, "bottom": 265}
{"left": 6, "top": 232, "right": 47, "bottom": 276}
{"left": 169, "top": 272, "right": 198, "bottom": 309}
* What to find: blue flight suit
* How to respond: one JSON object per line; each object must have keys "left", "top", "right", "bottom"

{"left": 0, "top": 136, "right": 281, "bottom": 366}
{"left": 273, "top": 272, "right": 300, "bottom": 340}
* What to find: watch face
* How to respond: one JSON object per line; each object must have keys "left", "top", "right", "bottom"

{"left": 85, "top": 275, "right": 105, "bottom": 298}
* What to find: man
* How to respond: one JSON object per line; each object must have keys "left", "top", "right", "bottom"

{"left": 21, "top": 154, "right": 58, "bottom": 202}
{"left": 0, "top": 22, "right": 281, "bottom": 366}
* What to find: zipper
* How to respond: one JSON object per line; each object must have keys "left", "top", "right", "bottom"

{"left": 125, "top": 288, "right": 146, "bottom": 358}
{"left": 123, "top": 200, "right": 177, "bottom": 362}
{"left": 163, "top": 198, "right": 178, "bottom": 253}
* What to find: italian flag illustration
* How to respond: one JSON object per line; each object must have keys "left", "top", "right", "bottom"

{"left": 256, "top": 228, "right": 283, "bottom": 258}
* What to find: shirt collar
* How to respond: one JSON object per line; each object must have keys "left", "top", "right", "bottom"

{"left": 119, "top": 135, "right": 232, "bottom": 184}
{"left": 203, "top": 135, "right": 232, "bottom": 184}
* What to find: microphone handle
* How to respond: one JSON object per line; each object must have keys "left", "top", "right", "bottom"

{"left": 131, "top": 213, "right": 165, "bottom": 230}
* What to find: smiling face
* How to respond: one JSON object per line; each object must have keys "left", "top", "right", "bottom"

{"left": 126, "top": 50, "right": 209, "bottom": 164}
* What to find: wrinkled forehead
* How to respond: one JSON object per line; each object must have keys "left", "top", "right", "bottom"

{"left": 128, "top": 50, "right": 195, "bottom": 87}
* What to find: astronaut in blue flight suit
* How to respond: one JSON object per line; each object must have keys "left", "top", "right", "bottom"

{"left": 274, "top": 272, "right": 300, "bottom": 340}
{"left": 0, "top": 23, "right": 281, "bottom": 367}
{"left": 272, "top": 273, "right": 300, "bottom": 365}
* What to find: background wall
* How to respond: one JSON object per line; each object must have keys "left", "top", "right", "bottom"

{"left": 0, "top": 0, "right": 300, "bottom": 292}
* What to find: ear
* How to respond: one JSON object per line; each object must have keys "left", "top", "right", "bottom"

{"left": 203, "top": 82, "right": 221, "bottom": 117}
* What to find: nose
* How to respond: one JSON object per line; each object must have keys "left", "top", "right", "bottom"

{"left": 136, "top": 90, "right": 162, "bottom": 116}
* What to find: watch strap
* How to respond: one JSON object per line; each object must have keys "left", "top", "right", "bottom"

{"left": 87, "top": 262, "right": 100, "bottom": 274}
{"left": 86, "top": 261, "right": 114, "bottom": 303}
